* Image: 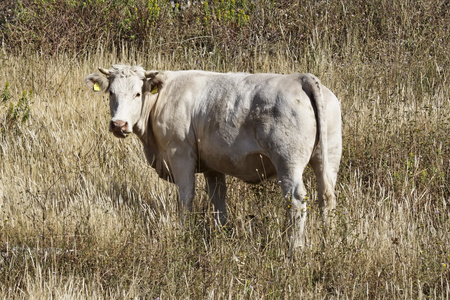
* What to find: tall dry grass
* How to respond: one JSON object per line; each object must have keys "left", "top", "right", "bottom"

{"left": 0, "top": 0, "right": 449, "bottom": 298}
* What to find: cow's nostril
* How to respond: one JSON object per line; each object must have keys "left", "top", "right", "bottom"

{"left": 110, "top": 120, "right": 128, "bottom": 131}
{"left": 116, "top": 120, "right": 127, "bottom": 129}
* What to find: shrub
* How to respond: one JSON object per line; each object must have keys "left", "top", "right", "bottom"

{"left": 0, "top": 82, "right": 32, "bottom": 137}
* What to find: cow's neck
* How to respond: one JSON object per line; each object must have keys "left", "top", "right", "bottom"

{"left": 135, "top": 113, "right": 173, "bottom": 181}
{"left": 133, "top": 93, "right": 161, "bottom": 170}
{"left": 133, "top": 91, "right": 157, "bottom": 139}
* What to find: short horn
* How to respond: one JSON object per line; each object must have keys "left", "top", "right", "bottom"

{"left": 98, "top": 67, "right": 110, "bottom": 76}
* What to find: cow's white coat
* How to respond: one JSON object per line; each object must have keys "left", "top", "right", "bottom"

{"left": 85, "top": 65, "right": 342, "bottom": 253}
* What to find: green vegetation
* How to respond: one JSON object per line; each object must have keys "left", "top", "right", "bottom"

{"left": 0, "top": 0, "right": 448, "bottom": 298}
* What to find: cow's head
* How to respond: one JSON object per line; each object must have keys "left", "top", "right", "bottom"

{"left": 85, "top": 65, "right": 160, "bottom": 138}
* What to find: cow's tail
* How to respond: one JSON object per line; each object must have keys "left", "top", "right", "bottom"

{"left": 300, "top": 74, "right": 335, "bottom": 211}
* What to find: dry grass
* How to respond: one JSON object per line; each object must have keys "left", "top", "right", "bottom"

{"left": 0, "top": 0, "right": 449, "bottom": 298}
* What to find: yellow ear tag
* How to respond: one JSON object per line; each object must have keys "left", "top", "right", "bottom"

{"left": 150, "top": 85, "right": 158, "bottom": 94}
{"left": 93, "top": 82, "right": 101, "bottom": 92}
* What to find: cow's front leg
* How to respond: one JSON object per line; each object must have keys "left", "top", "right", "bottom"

{"left": 177, "top": 179, "right": 196, "bottom": 224}
{"left": 204, "top": 171, "right": 227, "bottom": 226}
{"left": 169, "top": 153, "right": 197, "bottom": 224}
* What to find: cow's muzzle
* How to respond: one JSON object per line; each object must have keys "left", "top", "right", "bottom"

{"left": 109, "top": 120, "right": 131, "bottom": 138}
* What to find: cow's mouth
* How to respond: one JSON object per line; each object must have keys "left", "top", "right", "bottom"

{"left": 112, "top": 130, "right": 130, "bottom": 138}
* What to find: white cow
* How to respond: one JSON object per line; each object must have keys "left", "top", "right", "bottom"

{"left": 85, "top": 65, "right": 342, "bottom": 252}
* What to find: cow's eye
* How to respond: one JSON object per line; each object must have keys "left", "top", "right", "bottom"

{"left": 135, "top": 92, "right": 141, "bottom": 98}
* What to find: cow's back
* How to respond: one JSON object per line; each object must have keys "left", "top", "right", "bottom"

{"left": 155, "top": 72, "right": 319, "bottom": 183}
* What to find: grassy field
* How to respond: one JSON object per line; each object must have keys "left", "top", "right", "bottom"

{"left": 0, "top": 0, "right": 449, "bottom": 298}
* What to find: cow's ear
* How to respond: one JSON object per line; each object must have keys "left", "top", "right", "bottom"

{"left": 144, "top": 71, "right": 164, "bottom": 95}
{"left": 144, "top": 71, "right": 158, "bottom": 79}
{"left": 85, "top": 73, "right": 109, "bottom": 93}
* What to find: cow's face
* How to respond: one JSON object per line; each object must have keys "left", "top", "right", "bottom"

{"left": 107, "top": 74, "right": 145, "bottom": 138}
{"left": 85, "top": 66, "right": 159, "bottom": 139}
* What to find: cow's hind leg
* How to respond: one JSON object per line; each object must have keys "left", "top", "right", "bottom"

{"left": 284, "top": 178, "right": 308, "bottom": 253}
{"left": 276, "top": 163, "right": 310, "bottom": 253}
{"left": 203, "top": 171, "right": 227, "bottom": 226}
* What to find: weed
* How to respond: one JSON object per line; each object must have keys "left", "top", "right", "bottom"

{"left": 0, "top": 82, "right": 10, "bottom": 103}
{"left": 7, "top": 90, "right": 32, "bottom": 124}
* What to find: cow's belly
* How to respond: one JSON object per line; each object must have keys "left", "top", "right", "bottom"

{"left": 199, "top": 152, "right": 277, "bottom": 184}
